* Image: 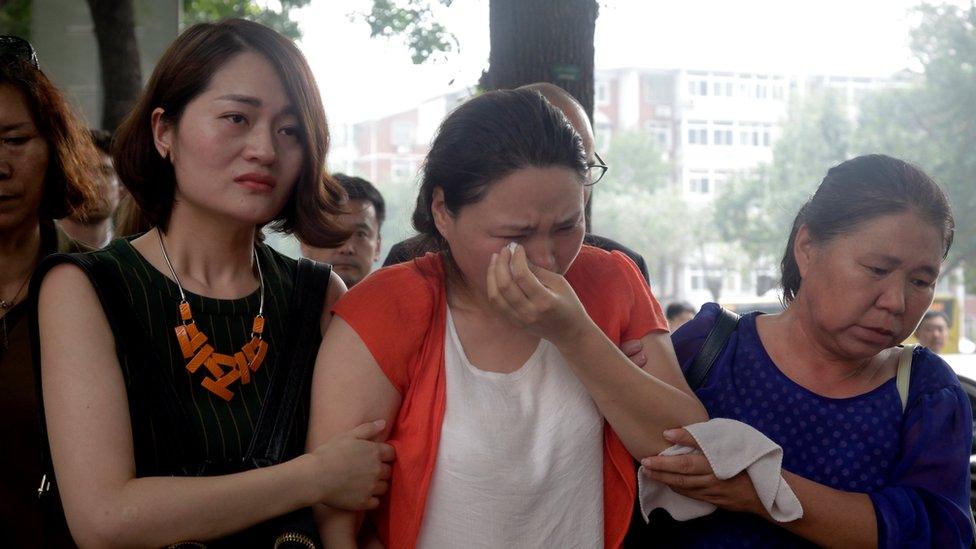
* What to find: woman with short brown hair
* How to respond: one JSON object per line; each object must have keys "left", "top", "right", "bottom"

{"left": 33, "top": 20, "right": 393, "bottom": 547}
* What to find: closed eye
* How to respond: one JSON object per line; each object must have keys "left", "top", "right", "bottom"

{"left": 864, "top": 265, "right": 889, "bottom": 276}
{"left": 911, "top": 278, "right": 935, "bottom": 289}
{"left": 1, "top": 136, "right": 30, "bottom": 146}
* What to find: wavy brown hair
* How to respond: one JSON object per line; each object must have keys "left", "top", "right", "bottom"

{"left": 112, "top": 19, "right": 348, "bottom": 247}
{"left": 0, "top": 56, "right": 100, "bottom": 220}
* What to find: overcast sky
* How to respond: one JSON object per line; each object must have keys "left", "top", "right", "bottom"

{"left": 294, "top": 0, "right": 968, "bottom": 124}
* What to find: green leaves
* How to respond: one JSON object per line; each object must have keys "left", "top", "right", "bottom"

{"left": 359, "top": 0, "right": 457, "bottom": 64}
{"left": 182, "top": 0, "right": 312, "bottom": 39}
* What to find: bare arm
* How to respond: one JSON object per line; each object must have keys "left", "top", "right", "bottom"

{"left": 557, "top": 328, "right": 707, "bottom": 457}
{"left": 645, "top": 430, "right": 876, "bottom": 548}
{"left": 775, "top": 472, "right": 877, "bottom": 548}
{"left": 307, "top": 316, "right": 402, "bottom": 549}
{"left": 488, "top": 244, "right": 707, "bottom": 459}
{"left": 40, "top": 264, "right": 389, "bottom": 547}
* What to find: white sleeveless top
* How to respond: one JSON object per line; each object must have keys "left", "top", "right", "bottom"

{"left": 416, "top": 308, "right": 605, "bottom": 548}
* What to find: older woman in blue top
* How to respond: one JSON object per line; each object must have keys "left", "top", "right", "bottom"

{"left": 643, "top": 154, "right": 972, "bottom": 548}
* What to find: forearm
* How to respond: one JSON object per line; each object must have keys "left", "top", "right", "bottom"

{"left": 555, "top": 322, "right": 708, "bottom": 458}
{"left": 69, "top": 456, "right": 315, "bottom": 547}
{"left": 770, "top": 472, "right": 877, "bottom": 549}
{"left": 314, "top": 505, "right": 359, "bottom": 549}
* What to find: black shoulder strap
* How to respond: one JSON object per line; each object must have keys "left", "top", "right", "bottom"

{"left": 684, "top": 307, "right": 741, "bottom": 390}
{"left": 245, "top": 258, "right": 331, "bottom": 467}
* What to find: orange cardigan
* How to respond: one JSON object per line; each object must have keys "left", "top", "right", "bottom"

{"left": 333, "top": 246, "right": 668, "bottom": 548}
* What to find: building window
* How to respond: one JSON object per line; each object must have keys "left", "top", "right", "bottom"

{"left": 713, "top": 81, "right": 733, "bottom": 97}
{"left": 690, "top": 273, "right": 703, "bottom": 291}
{"left": 596, "top": 81, "right": 610, "bottom": 105}
{"left": 755, "top": 84, "right": 768, "bottom": 99}
{"left": 713, "top": 129, "right": 733, "bottom": 145}
{"left": 688, "top": 127, "right": 708, "bottom": 145}
{"left": 391, "top": 121, "right": 415, "bottom": 148}
{"left": 645, "top": 122, "right": 671, "bottom": 150}
{"left": 391, "top": 159, "right": 413, "bottom": 181}
{"left": 688, "top": 173, "right": 710, "bottom": 194}
{"left": 688, "top": 80, "right": 708, "bottom": 96}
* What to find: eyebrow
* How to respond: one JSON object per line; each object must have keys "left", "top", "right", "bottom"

{"left": 870, "top": 253, "right": 939, "bottom": 277}
{"left": 497, "top": 212, "right": 582, "bottom": 232}
{"left": 0, "top": 122, "right": 32, "bottom": 132}
{"left": 215, "top": 94, "right": 298, "bottom": 117}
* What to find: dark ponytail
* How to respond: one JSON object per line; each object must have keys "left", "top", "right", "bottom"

{"left": 410, "top": 88, "right": 587, "bottom": 253}
{"left": 780, "top": 154, "right": 953, "bottom": 304}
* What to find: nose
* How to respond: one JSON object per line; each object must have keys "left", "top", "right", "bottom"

{"left": 875, "top": 278, "right": 907, "bottom": 315}
{"left": 524, "top": 237, "right": 556, "bottom": 272}
{"left": 243, "top": 126, "right": 278, "bottom": 165}
{"left": 337, "top": 238, "right": 356, "bottom": 256}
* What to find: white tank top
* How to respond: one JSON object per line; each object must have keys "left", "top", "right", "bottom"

{"left": 416, "top": 308, "right": 605, "bottom": 549}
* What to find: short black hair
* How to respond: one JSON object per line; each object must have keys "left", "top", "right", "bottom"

{"left": 921, "top": 310, "right": 950, "bottom": 327}
{"left": 333, "top": 173, "right": 385, "bottom": 227}
{"left": 666, "top": 301, "right": 696, "bottom": 321}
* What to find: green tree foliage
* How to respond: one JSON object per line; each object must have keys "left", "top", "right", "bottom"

{"left": 853, "top": 3, "right": 976, "bottom": 281}
{"left": 0, "top": 0, "right": 31, "bottom": 39}
{"left": 714, "top": 90, "right": 853, "bottom": 269}
{"left": 590, "top": 131, "right": 695, "bottom": 298}
{"left": 598, "top": 131, "right": 670, "bottom": 195}
{"left": 183, "top": 0, "right": 311, "bottom": 39}
{"left": 360, "top": 0, "right": 456, "bottom": 64}
{"left": 715, "top": 2, "right": 976, "bottom": 289}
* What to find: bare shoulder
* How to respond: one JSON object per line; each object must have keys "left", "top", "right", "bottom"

{"left": 38, "top": 261, "right": 101, "bottom": 313}
{"left": 319, "top": 270, "right": 347, "bottom": 334}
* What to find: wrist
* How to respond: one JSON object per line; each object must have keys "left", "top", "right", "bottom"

{"left": 289, "top": 453, "right": 325, "bottom": 507}
{"left": 551, "top": 317, "right": 600, "bottom": 350}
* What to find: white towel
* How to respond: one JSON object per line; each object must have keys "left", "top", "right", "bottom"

{"left": 638, "top": 418, "right": 804, "bottom": 523}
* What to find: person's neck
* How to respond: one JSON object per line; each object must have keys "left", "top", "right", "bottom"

{"left": 143, "top": 204, "right": 260, "bottom": 299}
{"left": 0, "top": 218, "right": 42, "bottom": 286}
{"left": 760, "top": 302, "right": 876, "bottom": 386}
{"left": 59, "top": 217, "right": 113, "bottom": 249}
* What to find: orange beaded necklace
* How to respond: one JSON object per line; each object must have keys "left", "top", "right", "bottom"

{"left": 157, "top": 230, "right": 268, "bottom": 401}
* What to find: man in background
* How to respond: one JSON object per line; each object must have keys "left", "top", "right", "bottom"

{"left": 60, "top": 129, "right": 119, "bottom": 248}
{"left": 914, "top": 310, "right": 950, "bottom": 354}
{"left": 300, "top": 173, "right": 385, "bottom": 288}
{"left": 666, "top": 301, "right": 697, "bottom": 332}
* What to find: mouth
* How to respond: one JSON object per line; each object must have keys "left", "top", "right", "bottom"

{"left": 853, "top": 324, "right": 896, "bottom": 345}
{"left": 234, "top": 173, "right": 277, "bottom": 193}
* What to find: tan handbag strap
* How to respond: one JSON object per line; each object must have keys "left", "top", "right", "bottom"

{"left": 896, "top": 344, "right": 916, "bottom": 412}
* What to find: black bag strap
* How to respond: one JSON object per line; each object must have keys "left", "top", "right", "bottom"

{"left": 245, "top": 258, "right": 331, "bottom": 467}
{"left": 684, "top": 307, "right": 741, "bottom": 390}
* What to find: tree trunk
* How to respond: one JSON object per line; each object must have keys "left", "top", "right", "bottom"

{"left": 85, "top": 0, "right": 142, "bottom": 130}
{"left": 482, "top": 0, "right": 598, "bottom": 121}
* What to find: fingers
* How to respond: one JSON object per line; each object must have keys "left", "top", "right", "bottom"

{"left": 663, "top": 428, "right": 700, "bottom": 449}
{"left": 644, "top": 469, "right": 717, "bottom": 491}
{"left": 377, "top": 442, "right": 396, "bottom": 462}
{"left": 509, "top": 244, "right": 550, "bottom": 302}
{"left": 487, "top": 247, "right": 532, "bottom": 321}
{"left": 620, "top": 338, "right": 647, "bottom": 367}
{"left": 493, "top": 244, "right": 534, "bottom": 314}
{"left": 372, "top": 480, "right": 389, "bottom": 496}
{"left": 620, "top": 339, "right": 643, "bottom": 356}
{"left": 348, "top": 419, "right": 386, "bottom": 440}
{"left": 641, "top": 452, "right": 712, "bottom": 476}
{"left": 378, "top": 463, "right": 392, "bottom": 480}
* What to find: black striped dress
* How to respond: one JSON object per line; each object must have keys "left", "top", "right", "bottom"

{"left": 79, "top": 238, "right": 309, "bottom": 475}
